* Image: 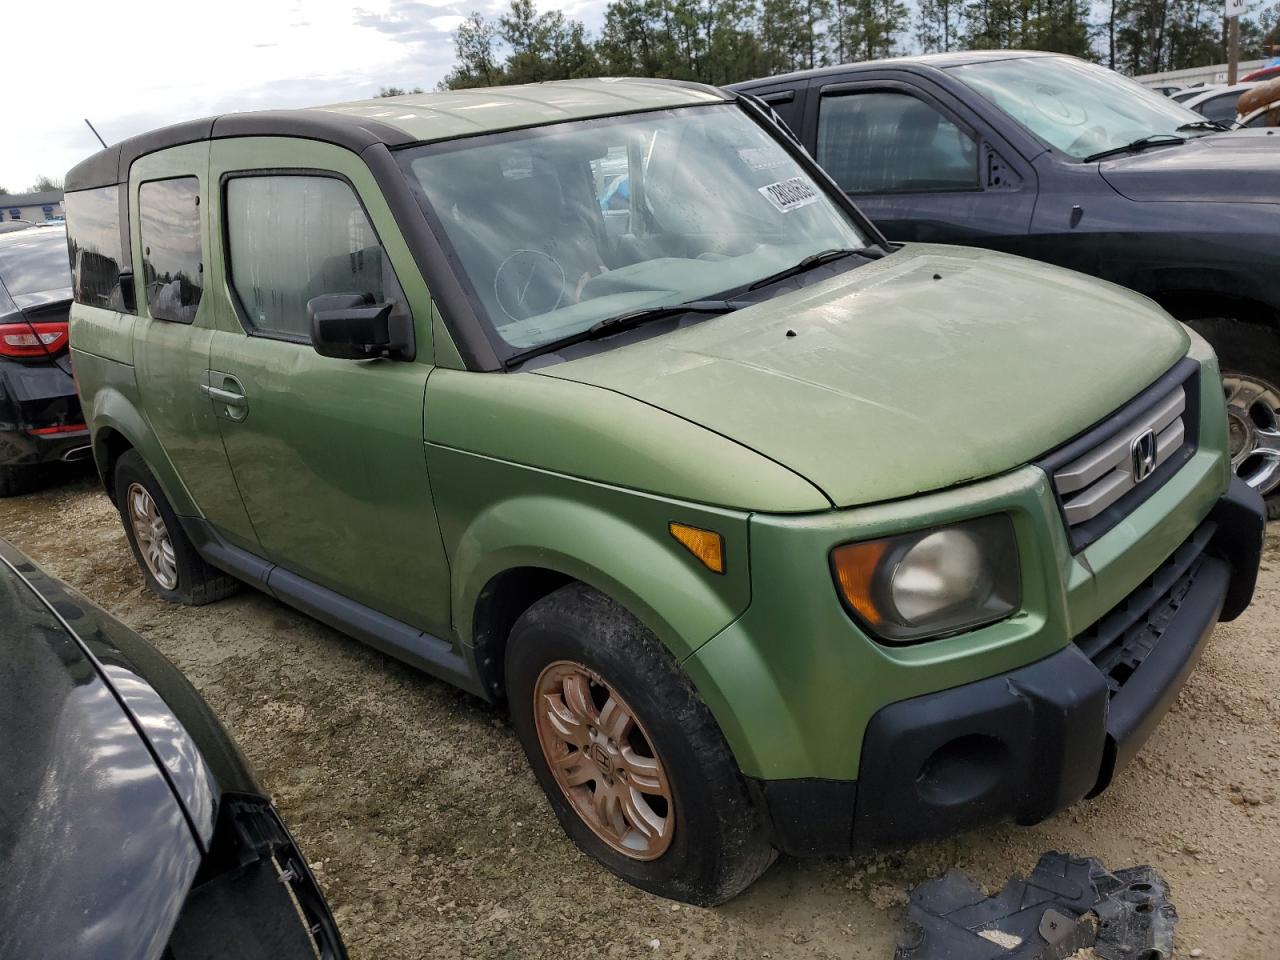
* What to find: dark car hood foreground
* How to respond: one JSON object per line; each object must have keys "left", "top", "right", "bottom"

{"left": 1100, "top": 130, "right": 1280, "bottom": 204}
{"left": 0, "top": 547, "right": 205, "bottom": 959}
{"left": 0, "top": 542, "right": 344, "bottom": 960}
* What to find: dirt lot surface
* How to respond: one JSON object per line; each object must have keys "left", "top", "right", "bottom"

{"left": 3, "top": 473, "right": 1277, "bottom": 959}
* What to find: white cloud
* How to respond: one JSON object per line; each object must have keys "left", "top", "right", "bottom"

{"left": 3, "top": 0, "right": 607, "bottom": 192}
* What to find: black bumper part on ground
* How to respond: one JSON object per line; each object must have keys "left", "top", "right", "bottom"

{"left": 757, "top": 478, "right": 1265, "bottom": 857}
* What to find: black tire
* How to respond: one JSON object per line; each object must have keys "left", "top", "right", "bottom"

{"left": 1186, "top": 317, "right": 1280, "bottom": 519}
{"left": 0, "top": 464, "right": 46, "bottom": 498}
{"left": 114, "top": 450, "right": 239, "bottom": 605}
{"left": 506, "top": 583, "right": 775, "bottom": 905}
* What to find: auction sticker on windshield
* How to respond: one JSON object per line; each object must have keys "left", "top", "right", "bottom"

{"left": 759, "top": 177, "right": 820, "bottom": 214}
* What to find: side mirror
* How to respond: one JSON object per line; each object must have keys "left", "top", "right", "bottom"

{"left": 307, "top": 293, "right": 407, "bottom": 360}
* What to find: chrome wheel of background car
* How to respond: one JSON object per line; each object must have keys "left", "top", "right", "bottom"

{"left": 534, "top": 660, "right": 674, "bottom": 861}
{"left": 1223, "top": 374, "right": 1280, "bottom": 497}
{"left": 127, "top": 482, "right": 178, "bottom": 590}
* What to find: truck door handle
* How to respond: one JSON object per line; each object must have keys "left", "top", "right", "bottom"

{"left": 201, "top": 384, "right": 246, "bottom": 406}
{"left": 201, "top": 373, "right": 248, "bottom": 422}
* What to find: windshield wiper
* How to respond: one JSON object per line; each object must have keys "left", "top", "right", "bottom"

{"left": 1177, "top": 119, "right": 1230, "bottom": 133}
{"left": 747, "top": 246, "right": 884, "bottom": 292}
{"left": 1083, "top": 134, "right": 1187, "bottom": 163}
{"left": 502, "top": 299, "right": 745, "bottom": 370}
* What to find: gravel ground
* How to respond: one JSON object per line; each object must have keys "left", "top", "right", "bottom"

{"left": 3, "top": 472, "right": 1277, "bottom": 959}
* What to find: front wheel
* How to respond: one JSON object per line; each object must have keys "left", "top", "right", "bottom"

{"left": 506, "top": 583, "right": 775, "bottom": 905}
{"left": 1187, "top": 317, "right": 1280, "bottom": 518}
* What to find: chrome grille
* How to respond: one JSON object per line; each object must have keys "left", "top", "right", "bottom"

{"left": 1038, "top": 359, "right": 1200, "bottom": 552}
{"left": 1053, "top": 387, "right": 1187, "bottom": 526}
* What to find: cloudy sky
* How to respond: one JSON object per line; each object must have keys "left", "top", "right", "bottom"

{"left": 3, "top": 0, "right": 608, "bottom": 193}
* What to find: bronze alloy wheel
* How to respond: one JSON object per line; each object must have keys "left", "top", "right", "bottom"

{"left": 127, "top": 481, "right": 178, "bottom": 590}
{"left": 534, "top": 660, "right": 675, "bottom": 860}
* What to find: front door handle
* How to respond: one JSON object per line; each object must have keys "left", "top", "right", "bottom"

{"left": 201, "top": 372, "right": 248, "bottom": 422}
{"left": 201, "top": 384, "right": 246, "bottom": 406}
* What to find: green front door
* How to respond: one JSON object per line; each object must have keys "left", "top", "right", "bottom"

{"left": 205, "top": 137, "right": 451, "bottom": 636}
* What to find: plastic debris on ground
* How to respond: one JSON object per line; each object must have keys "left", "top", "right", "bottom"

{"left": 894, "top": 852, "right": 1177, "bottom": 960}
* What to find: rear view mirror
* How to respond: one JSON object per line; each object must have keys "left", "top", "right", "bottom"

{"left": 307, "top": 293, "right": 409, "bottom": 360}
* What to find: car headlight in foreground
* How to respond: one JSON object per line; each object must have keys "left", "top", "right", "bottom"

{"left": 831, "top": 515, "right": 1020, "bottom": 643}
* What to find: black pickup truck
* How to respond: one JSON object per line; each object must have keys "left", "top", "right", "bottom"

{"left": 731, "top": 50, "right": 1280, "bottom": 513}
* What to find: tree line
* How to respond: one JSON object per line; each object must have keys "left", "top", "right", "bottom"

{"left": 436, "top": 0, "right": 1280, "bottom": 90}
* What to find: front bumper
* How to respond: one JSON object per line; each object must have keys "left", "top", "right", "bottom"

{"left": 756, "top": 477, "right": 1264, "bottom": 856}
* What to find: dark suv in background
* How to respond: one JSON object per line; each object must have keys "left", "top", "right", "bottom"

{"left": 0, "top": 224, "right": 88, "bottom": 495}
{"left": 732, "top": 50, "right": 1280, "bottom": 514}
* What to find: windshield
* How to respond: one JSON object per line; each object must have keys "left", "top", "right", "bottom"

{"left": 949, "top": 56, "right": 1214, "bottom": 159}
{"left": 400, "top": 104, "right": 866, "bottom": 354}
{"left": 0, "top": 229, "right": 72, "bottom": 298}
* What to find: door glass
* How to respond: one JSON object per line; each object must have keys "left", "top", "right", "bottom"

{"left": 225, "top": 175, "right": 409, "bottom": 341}
{"left": 139, "top": 178, "right": 203, "bottom": 324}
{"left": 1195, "top": 93, "right": 1241, "bottom": 125}
{"left": 65, "top": 185, "right": 131, "bottom": 312}
{"left": 817, "top": 92, "right": 978, "bottom": 194}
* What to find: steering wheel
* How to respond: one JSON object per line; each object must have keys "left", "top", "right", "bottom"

{"left": 494, "top": 249, "right": 567, "bottom": 322}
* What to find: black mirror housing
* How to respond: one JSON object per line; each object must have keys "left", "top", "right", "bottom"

{"left": 307, "top": 293, "right": 411, "bottom": 360}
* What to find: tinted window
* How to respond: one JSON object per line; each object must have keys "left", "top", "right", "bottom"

{"left": 1195, "top": 92, "right": 1242, "bottom": 124}
{"left": 65, "top": 186, "right": 130, "bottom": 311}
{"left": 817, "top": 93, "right": 978, "bottom": 194}
{"left": 0, "top": 229, "right": 72, "bottom": 299}
{"left": 139, "top": 178, "right": 203, "bottom": 324}
{"left": 225, "top": 175, "right": 408, "bottom": 341}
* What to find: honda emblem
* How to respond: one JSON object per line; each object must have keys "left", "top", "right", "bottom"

{"left": 1130, "top": 430, "right": 1157, "bottom": 483}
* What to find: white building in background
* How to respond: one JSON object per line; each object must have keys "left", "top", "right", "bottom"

{"left": 1134, "top": 59, "right": 1269, "bottom": 88}
{"left": 0, "top": 190, "right": 64, "bottom": 223}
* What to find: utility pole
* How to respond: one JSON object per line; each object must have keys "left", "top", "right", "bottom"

{"left": 1225, "top": 0, "right": 1245, "bottom": 84}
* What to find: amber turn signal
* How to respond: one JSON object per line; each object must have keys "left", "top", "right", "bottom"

{"left": 830, "top": 539, "right": 888, "bottom": 626}
{"left": 669, "top": 522, "right": 725, "bottom": 574}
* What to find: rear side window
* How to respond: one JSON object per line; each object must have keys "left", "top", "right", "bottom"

{"left": 817, "top": 92, "right": 978, "bottom": 194}
{"left": 65, "top": 186, "right": 131, "bottom": 311}
{"left": 224, "top": 175, "right": 408, "bottom": 341}
{"left": 139, "top": 177, "right": 203, "bottom": 324}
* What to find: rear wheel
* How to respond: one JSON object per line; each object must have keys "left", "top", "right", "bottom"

{"left": 1187, "top": 317, "right": 1280, "bottom": 518}
{"left": 506, "top": 583, "right": 774, "bottom": 905}
{"left": 114, "top": 450, "right": 239, "bottom": 605}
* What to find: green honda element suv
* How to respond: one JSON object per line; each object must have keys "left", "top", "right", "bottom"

{"left": 65, "top": 78, "right": 1264, "bottom": 905}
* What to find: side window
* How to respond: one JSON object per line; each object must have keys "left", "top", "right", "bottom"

{"left": 817, "top": 91, "right": 978, "bottom": 194}
{"left": 139, "top": 177, "right": 203, "bottom": 324}
{"left": 1197, "top": 93, "right": 1240, "bottom": 125}
{"left": 65, "top": 185, "right": 132, "bottom": 312}
{"left": 225, "top": 175, "right": 409, "bottom": 341}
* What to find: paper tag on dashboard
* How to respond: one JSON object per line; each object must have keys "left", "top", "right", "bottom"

{"left": 758, "top": 177, "right": 819, "bottom": 214}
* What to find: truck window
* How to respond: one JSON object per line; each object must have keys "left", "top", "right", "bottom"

{"left": 65, "top": 185, "right": 131, "bottom": 312}
{"left": 223, "top": 175, "right": 409, "bottom": 342}
{"left": 138, "top": 178, "right": 203, "bottom": 325}
{"left": 817, "top": 92, "right": 978, "bottom": 194}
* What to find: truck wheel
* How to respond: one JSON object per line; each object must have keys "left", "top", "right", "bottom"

{"left": 505, "top": 583, "right": 775, "bottom": 905}
{"left": 114, "top": 450, "right": 239, "bottom": 605}
{"left": 1188, "top": 317, "right": 1280, "bottom": 519}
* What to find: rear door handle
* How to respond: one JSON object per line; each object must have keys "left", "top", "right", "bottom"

{"left": 202, "top": 372, "right": 248, "bottom": 422}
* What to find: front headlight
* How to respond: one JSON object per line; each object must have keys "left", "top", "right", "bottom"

{"left": 830, "top": 515, "right": 1020, "bottom": 643}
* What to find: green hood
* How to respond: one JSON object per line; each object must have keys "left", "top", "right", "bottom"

{"left": 539, "top": 244, "right": 1189, "bottom": 509}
